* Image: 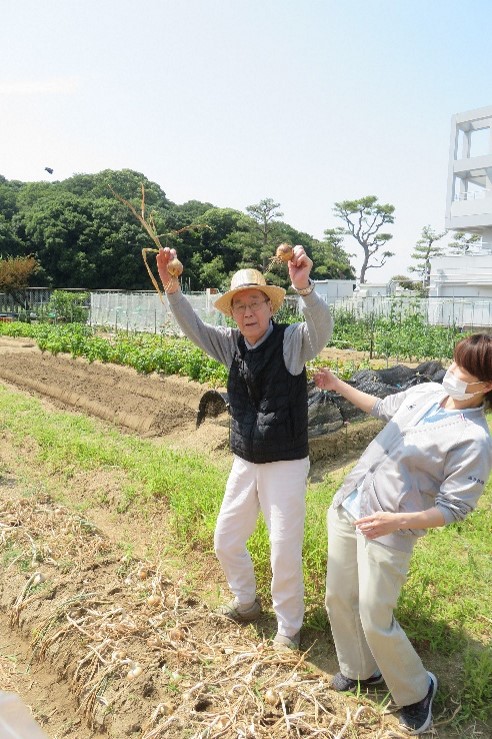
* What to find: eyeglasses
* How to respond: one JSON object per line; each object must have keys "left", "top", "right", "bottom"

{"left": 231, "top": 298, "right": 270, "bottom": 315}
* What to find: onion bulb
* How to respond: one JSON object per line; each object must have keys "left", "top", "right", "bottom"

{"left": 127, "top": 662, "right": 143, "bottom": 679}
{"left": 264, "top": 688, "right": 279, "bottom": 705}
{"left": 275, "top": 243, "right": 294, "bottom": 262}
{"left": 167, "top": 258, "right": 183, "bottom": 277}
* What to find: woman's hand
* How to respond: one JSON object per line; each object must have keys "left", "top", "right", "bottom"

{"left": 354, "top": 512, "right": 403, "bottom": 539}
{"left": 314, "top": 367, "right": 340, "bottom": 392}
{"left": 356, "top": 507, "right": 446, "bottom": 537}
{"left": 314, "top": 368, "right": 377, "bottom": 413}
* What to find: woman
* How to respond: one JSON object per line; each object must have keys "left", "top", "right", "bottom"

{"left": 314, "top": 333, "right": 492, "bottom": 735}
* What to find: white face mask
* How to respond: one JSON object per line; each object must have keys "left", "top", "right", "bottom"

{"left": 442, "top": 368, "right": 485, "bottom": 401}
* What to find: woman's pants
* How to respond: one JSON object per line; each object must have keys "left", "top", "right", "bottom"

{"left": 214, "top": 455, "right": 309, "bottom": 637}
{"left": 326, "top": 505, "right": 430, "bottom": 706}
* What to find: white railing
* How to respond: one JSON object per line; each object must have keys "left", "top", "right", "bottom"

{"left": 89, "top": 291, "right": 492, "bottom": 334}
{"left": 454, "top": 190, "right": 491, "bottom": 201}
{"left": 331, "top": 295, "right": 492, "bottom": 328}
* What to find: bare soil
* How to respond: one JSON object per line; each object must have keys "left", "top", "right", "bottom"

{"left": 0, "top": 337, "right": 481, "bottom": 738}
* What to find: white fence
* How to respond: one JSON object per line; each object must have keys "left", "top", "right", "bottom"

{"left": 331, "top": 295, "right": 492, "bottom": 329}
{"left": 90, "top": 290, "right": 228, "bottom": 334}
{"left": 89, "top": 291, "right": 492, "bottom": 334}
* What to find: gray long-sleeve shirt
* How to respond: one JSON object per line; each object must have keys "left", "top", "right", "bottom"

{"left": 333, "top": 382, "right": 492, "bottom": 552}
{"left": 167, "top": 289, "right": 333, "bottom": 374}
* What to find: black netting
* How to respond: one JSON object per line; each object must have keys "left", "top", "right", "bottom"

{"left": 306, "top": 361, "right": 445, "bottom": 438}
{"left": 308, "top": 388, "right": 344, "bottom": 436}
{"left": 195, "top": 362, "right": 445, "bottom": 438}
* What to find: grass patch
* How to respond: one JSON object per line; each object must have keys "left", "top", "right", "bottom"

{"left": 0, "top": 386, "right": 227, "bottom": 550}
{"left": 0, "top": 383, "right": 490, "bottom": 729}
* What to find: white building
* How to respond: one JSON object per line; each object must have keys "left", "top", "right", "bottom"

{"left": 312, "top": 279, "right": 356, "bottom": 303}
{"left": 444, "top": 104, "right": 492, "bottom": 251}
{"left": 430, "top": 255, "right": 492, "bottom": 299}
{"left": 429, "top": 105, "right": 492, "bottom": 311}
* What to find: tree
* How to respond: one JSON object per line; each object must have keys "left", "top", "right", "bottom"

{"left": 408, "top": 225, "right": 447, "bottom": 288}
{"left": 446, "top": 231, "right": 481, "bottom": 254}
{"left": 0, "top": 215, "right": 23, "bottom": 256}
{"left": 311, "top": 228, "right": 355, "bottom": 280}
{"left": 390, "top": 274, "right": 421, "bottom": 292}
{"left": 63, "top": 168, "right": 171, "bottom": 211}
{"left": 45, "top": 290, "right": 89, "bottom": 323}
{"left": 0, "top": 255, "right": 39, "bottom": 310}
{"left": 246, "top": 198, "right": 284, "bottom": 268}
{"left": 188, "top": 208, "right": 251, "bottom": 289}
{"left": 332, "top": 196, "right": 395, "bottom": 283}
{"left": 15, "top": 191, "right": 97, "bottom": 288}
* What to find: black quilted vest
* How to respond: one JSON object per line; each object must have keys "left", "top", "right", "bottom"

{"left": 227, "top": 323, "right": 309, "bottom": 463}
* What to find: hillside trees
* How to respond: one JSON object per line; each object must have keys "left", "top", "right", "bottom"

{"left": 0, "top": 176, "right": 22, "bottom": 221}
{"left": 15, "top": 191, "right": 97, "bottom": 287}
{"left": 332, "top": 196, "right": 395, "bottom": 283}
{"left": 0, "top": 171, "right": 356, "bottom": 292}
{"left": 0, "top": 215, "right": 22, "bottom": 256}
{"left": 9, "top": 172, "right": 166, "bottom": 290}
{"left": 184, "top": 208, "right": 250, "bottom": 290}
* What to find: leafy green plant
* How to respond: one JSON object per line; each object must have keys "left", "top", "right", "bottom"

{"left": 41, "top": 290, "right": 90, "bottom": 324}
{"left": 330, "top": 301, "right": 461, "bottom": 360}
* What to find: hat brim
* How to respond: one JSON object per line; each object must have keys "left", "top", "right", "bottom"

{"left": 214, "top": 284, "right": 286, "bottom": 316}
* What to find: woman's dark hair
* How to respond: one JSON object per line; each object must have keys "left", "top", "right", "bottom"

{"left": 454, "top": 333, "right": 492, "bottom": 408}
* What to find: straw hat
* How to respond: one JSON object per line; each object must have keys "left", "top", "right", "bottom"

{"left": 214, "top": 269, "right": 286, "bottom": 316}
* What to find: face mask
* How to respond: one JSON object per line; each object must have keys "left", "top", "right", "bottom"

{"left": 442, "top": 369, "right": 485, "bottom": 401}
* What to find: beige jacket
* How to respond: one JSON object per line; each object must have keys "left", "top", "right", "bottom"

{"left": 332, "top": 383, "right": 492, "bottom": 552}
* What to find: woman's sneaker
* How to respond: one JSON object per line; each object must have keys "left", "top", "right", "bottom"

{"left": 330, "top": 671, "right": 384, "bottom": 692}
{"left": 399, "top": 672, "right": 437, "bottom": 735}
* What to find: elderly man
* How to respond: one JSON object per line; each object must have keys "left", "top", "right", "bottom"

{"left": 157, "top": 245, "right": 332, "bottom": 650}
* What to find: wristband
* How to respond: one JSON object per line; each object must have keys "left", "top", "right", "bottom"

{"left": 294, "top": 279, "right": 315, "bottom": 296}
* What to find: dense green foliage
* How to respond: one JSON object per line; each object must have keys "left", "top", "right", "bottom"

{"left": 0, "top": 170, "right": 355, "bottom": 294}
{"left": 42, "top": 289, "right": 90, "bottom": 323}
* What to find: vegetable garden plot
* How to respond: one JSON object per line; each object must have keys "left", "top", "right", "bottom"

{"left": 0, "top": 496, "right": 409, "bottom": 738}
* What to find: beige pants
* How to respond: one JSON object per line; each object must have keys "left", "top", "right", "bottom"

{"left": 326, "top": 505, "right": 430, "bottom": 706}
{"left": 214, "top": 455, "right": 309, "bottom": 637}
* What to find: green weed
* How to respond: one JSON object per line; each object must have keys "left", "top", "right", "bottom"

{"left": 460, "top": 646, "right": 492, "bottom": 723}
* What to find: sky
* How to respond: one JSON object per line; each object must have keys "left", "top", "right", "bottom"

{"left": 1, "top": 0, "right": 492, "bottom": 283}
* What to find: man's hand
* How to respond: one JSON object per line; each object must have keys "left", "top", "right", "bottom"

{"left": 156, "top": 247, "right": 180, "bottom": 294}
{"left": 288, "top": 245, "right": 313, "bottom": 290}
